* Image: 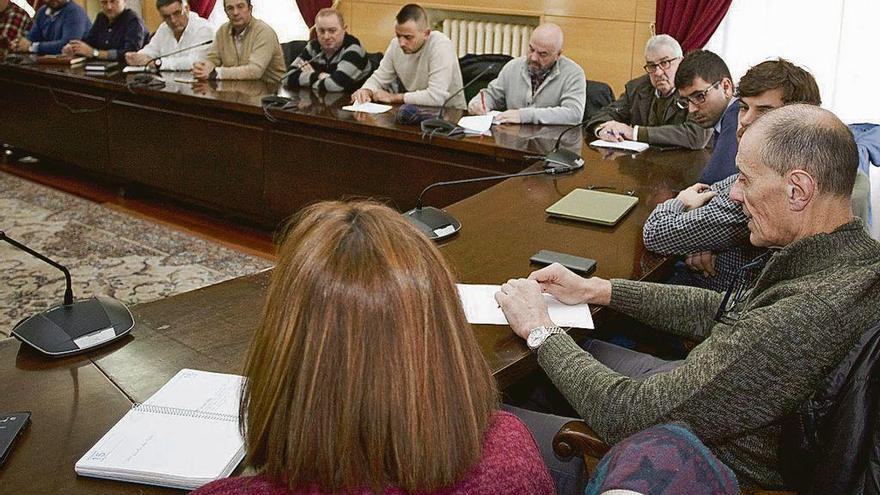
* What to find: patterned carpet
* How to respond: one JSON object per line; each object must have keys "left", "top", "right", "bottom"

{"left": 0, "top": 171, "right": 274, "bottom": 338}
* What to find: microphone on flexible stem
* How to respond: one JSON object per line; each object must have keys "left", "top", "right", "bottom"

{"left": 131, "top": 39, "right": 213, "bottom": 86}
{"left": 403, "top": 165, "right": 579, "bottom": 241}
{"left": 261, "top": 52, "right": 316, "bottom": 106}
{"left": 1, "top": 231, "right": 134, "bottom": 357}
{"left": 419, "top": 63, "right": 497, "bottom": 136}
{"left": 541, "top": 120, "right": 590, "bottom": 171}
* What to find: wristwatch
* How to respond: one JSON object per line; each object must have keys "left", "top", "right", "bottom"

{"left": 92, "top": 48, "right": 99, "bottom": 58}
{"left": 526, "top": 325, "right": 565, "bottom": 351}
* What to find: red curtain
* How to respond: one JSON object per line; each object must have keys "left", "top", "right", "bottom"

{"left": 189, "top": 0, "right": 217, "bottom": 20}
{"left": 296, "top": 0, "right": 333, "bottom": 29}
{"left": 656, "top": 0, "right": 733, "bottom": 52}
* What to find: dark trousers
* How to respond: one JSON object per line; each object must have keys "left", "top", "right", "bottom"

{"left": 504, "top": 339, "right": 685, "bottom": 495}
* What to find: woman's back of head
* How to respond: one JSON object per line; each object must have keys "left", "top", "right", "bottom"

{"left": 242, "top": 200, "right": 498, "bottom": 493}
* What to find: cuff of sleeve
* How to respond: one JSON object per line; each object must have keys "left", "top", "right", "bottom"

{"left": 536, "top": 332, "right": 581, "bottom": 365}
{"left": 30, "top": 42, "right": 39, "bottom": 53}
{"left": 635, "top": 125, "right": 645, "bottom": 141}
{"left": 212, "top": 67, "right": 222, "bottom": 80}
{"left": 608, "top": 279, "right": 644, "bottom": 315}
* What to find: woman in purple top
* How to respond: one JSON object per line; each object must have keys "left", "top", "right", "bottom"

{"left": 192, "top": 200, "right": 554, "bottom": 495}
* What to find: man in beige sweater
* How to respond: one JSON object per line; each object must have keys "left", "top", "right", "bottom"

{"left": 192, "top": 0, "right": 284, "bottom": 83}
{"left": 351, "top": 3, "right": 464, "bottom": 109}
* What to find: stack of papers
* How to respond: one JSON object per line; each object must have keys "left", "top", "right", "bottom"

{"left": 589, "top": 139, "right": 650, "bottom": 153}
{"left": 456, "top": 283, "right": 594, "bottom": 329}
{"left": 75, "top": 369, "right": 245, "bottom": 490}
{"left": 341, "top": 101, "right": 392, "bottom": 114}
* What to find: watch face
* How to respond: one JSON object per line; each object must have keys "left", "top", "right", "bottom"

{"left": 527, "top": 327, "right": 549, "bottom": 349}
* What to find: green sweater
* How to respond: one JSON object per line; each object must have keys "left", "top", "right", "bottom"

{"left": 536, "top": 219, "right": 880, "bottom": 488}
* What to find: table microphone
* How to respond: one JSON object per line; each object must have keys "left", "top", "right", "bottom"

{"left": 403, "top": 165, "right": 579, "bottom": 241}
{"left": 262, "top": 52, "right": 316, "bottom": 106}
{"left": 146, "top": 39, "right": 213, "bottom": 72}
{"left": 542, "top": 120, "right": 591, "bottom": 171}
{"left": 1, "top": 231, "right": 134, "bottom": 357}
{"left": 420, "top": 63, "right": 497, "bottom": 136}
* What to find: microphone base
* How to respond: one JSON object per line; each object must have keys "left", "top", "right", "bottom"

{"left": 420, "top": 118, "right": 459, "bottom": 136}
{"left": 403, "top": 206, "right": 461, "bottom": 241}
{"left": 261, "top": 95, "right": 292, "bottom": 106}
{"left": 544, "top": 148, "right": 585, "bottom": 172}
{"left": 12, "top": 295, "right": 134, "bottom": 357}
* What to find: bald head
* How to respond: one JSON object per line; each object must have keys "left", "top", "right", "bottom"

{"left": 744, "top": 104, "right": 858, "bottom": 197}
{"left": 527, "top": 23, "right": 563, "bottom": 72}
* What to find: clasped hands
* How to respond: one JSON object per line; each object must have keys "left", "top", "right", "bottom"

{"left": 675, "top": 182, "right": 720, "bottom": 278}
{"left": 494, "top": 263, "right": 612, "bottom": 340}
{"left": 62, "top": 39, "right": 95, "bottom": 57}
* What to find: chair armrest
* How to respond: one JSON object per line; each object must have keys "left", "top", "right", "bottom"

{"left": 552, "top": 420, "right": 611, "bottom": 460}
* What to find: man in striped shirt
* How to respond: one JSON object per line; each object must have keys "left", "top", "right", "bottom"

{"left": 285, "top": 8, "right": 372, "bottom": 92}
{"left": 0, "top": 0, "right": 33, "bottom": 50}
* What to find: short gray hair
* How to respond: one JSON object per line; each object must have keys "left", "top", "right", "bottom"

{"left": 645, "top": 34, "right": 682, "bottom": 59}
{"left": 750, "top": 104, "right": 858, "bottom": 197}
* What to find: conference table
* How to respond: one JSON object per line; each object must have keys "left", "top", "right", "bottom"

{"left": 0, "top": 57, "right": 589, "bottom": 227}
{"left": 1, "top": 61, "right": 710, "bottom": 493}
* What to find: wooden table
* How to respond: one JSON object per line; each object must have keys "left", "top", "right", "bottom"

{"left": 0, "top": 59, "right": 584, "bottom": 227}
{"left": 0, "top": 64, "right": 709, "bottom": 492}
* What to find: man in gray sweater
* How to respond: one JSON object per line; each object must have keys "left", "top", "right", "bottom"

{"left": 496, "top": 104, "right": 880, "bottom": 489}
{"left": 466, "top": 23, "right": 585, "bottom": 125}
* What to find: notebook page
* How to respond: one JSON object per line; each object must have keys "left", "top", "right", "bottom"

{"left": 456, "top": 284, "right": 594, "bottom": 329}
{"left": 145, "top": 369, "right": 243, "bottom": 415}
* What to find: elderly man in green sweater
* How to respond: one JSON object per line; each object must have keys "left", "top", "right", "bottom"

{"left": 496, "top": 104, "right": 880, "bottom": 489}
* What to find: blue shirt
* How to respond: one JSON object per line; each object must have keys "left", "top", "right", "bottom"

{"left": 699, "top": 99, "right": 740, "bottom": 184}
{"left": 27, "top": 1, "right": 91, "bottom": 55}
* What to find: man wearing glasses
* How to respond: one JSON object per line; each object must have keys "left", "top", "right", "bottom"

{"left": 126, "top": 0, "right": 214, "bottom": 71}
{"left": 585, "top": 35, "right": 712, "bottom": 150}
{"left": 497, "top": 104, "right": 880, "bottom": 490}
{"left": 674, "top": 49, "right": 738, "bottom": 184}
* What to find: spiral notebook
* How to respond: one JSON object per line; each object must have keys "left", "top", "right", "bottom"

{"left": 75, "top": 369, "right": 245, "bottom": 490}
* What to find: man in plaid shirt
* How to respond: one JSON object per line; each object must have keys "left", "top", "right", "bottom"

{"left": 0, "top": 0, "right": 33, "bottom": 50}
{"left": 642, "top": 59, "right": 822, "bottom": 291}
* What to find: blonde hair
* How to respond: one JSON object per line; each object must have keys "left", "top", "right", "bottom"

{"left": 241, "top": 200, "right": 498, "bottom": 493}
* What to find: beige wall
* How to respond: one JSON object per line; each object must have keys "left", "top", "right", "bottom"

{"left": 340, "top": 0, "right": 656, "bottom": 95}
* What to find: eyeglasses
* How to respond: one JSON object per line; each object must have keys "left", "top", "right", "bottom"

{"left": 675, "top": 80, "right": 721, "bottom": 110}
{"left": 643, "top": 57, "right": 679, "bottom": 73}
{"left": 714, "top": 251, "right": 772, "bottom": 324}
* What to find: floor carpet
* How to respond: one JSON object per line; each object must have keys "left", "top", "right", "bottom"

{"left": 0, "top": 171, "right": 273, "bottom": 338}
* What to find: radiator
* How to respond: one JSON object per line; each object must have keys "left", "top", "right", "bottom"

{"left": 441, "top": 19, "right": 533, "bottom": 58}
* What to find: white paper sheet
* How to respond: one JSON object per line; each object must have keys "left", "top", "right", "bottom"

{"left": 341, "top": 101, "right": 393, "bottom": 114}
{"left": 457, "top": 111, "right": 500, "bottom": 135}
{"left": 589, "top": 139, "right": 650, "bottom": 153}
{"left": 457, "top": 283, "right": 594, "bottom": 329}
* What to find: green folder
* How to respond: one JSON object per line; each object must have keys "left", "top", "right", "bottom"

{"left": 545, "top": 189, "right": 639, "bottom": 226}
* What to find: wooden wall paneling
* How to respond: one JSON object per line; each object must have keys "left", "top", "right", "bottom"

{"left": 630, "top": 21, "right": 654, "bottom": 80}
{"left": 543, "top": 0, "right": 636, "bottom": 22}
{"left": 635, "top": 0, "right": 655, "bottom": 23}
{"left": 347, "top": 2, "right": 400, "bottom": 53}
{"left": 544, "top": 15, "right": 635, "bottom": 95}
{"left": 143, "top": 2, "right": 162, "bottom": 34}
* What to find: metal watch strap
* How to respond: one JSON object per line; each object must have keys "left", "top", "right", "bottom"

{"left": 527, "top": 325, "right": 565, "bottom": 351}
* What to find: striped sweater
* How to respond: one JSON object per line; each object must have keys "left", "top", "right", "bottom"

{"left": 286, "top": 33, "right": 372, "bottom": 92}
{"left": 537, "top": 219, "right": 880, "bottom": 488}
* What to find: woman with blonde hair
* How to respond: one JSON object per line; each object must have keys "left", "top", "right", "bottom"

{"left": 194, "top": 200, "right": 553, "bottom": 495}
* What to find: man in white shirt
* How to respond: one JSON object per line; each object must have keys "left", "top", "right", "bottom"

{"left": 351, "top": 3, "right": 464, "bottom": 109}
{"left": 125, "top": 0, "right": 214, "bottom": 71}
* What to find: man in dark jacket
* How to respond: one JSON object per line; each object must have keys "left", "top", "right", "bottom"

{"left": 62, "top": 0, "right": 147, "bottom": 62}
{"left": 586, "top": 35, "right": 712, "bottom": 150}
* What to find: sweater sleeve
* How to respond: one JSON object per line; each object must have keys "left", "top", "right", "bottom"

{"left": 316, "top": 43, "right": 370, "bottom": 92}
{"left": 216, "top": 25, "right": 279, "bottom": 80}
{"left": 205, "top": 30, "right": 222, "bottom": 66}
{"left": 360, "top": 39, "right": 397, "bottom": 92}
{"left": 586, "top": 84, "right": 634, "bottom": 135}
{"left": 402, "top": 37, "right": 457, "bottom": 107}
{"left": 468, "top": 59, "right": 513, "bottom": 112}
{"left": 642, "top": 175, "right": 750, "bottom": 255}
{"left": 287, "top": 41, "right": 319, "bottom": 88}
{"left": 640, "top": 117, "right": 714, "bottom": 150}
{"left": 609, "top": 278, "right": 721, "bottom": 341}
{"left": 518, "top": 64, "right": 586, "bottom": 125}
{"left": 536, "top": 285, "right": 860, "bottom": 445}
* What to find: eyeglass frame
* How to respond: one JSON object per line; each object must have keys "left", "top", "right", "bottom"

{"left": 713, "top": 251, "right": 773, "bottom": 324}
{"left": 643, "top": 56, "right": 680, "bottom": 74}
{"left": 675, "top": 80, "right": 722, "bottom": 110}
